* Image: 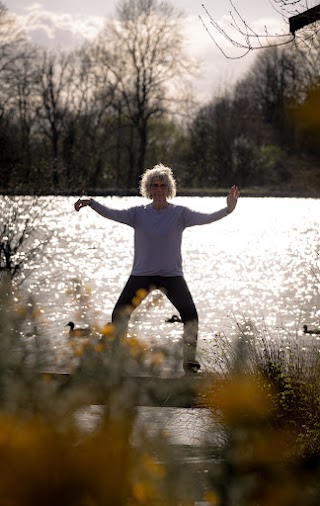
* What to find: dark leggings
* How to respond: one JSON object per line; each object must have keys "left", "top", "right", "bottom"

{"left": 112, "top": 275, "right": 198, "bottom": 362}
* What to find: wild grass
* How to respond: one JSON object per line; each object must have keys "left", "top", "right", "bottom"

{"left": 199, "top": 319, "right": 320, "bottom": 505}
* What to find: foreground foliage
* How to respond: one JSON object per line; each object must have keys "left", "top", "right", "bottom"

{"left": 200, "top": 320, "right": 320, "bottom": 505}
{"left": 1, "top": 276, "right": 320, "bottom": 505}
{"left": 0, "top": 278, "right": 201, "bottom": 505}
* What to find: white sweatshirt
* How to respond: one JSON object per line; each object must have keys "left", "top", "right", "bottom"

{"left": 90, "top": 200, "right": 229, "bottom": 276}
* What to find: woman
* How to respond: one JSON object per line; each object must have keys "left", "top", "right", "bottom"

{"left": 74, "top": 163, "right": 240, "bottom": 373}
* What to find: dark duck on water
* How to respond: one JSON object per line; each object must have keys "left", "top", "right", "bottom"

{"left": 65, "top": 321, "right": 91, "bottom": 338}
{"left": 165, "top": 314, "right": 182, "bottom": 323}
{"left": 303, "top": 325, "right": 320, "bottom": 335}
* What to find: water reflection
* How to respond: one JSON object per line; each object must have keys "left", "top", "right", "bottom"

{"left": 17, "top": 196, "right": 320, "bottom": 369}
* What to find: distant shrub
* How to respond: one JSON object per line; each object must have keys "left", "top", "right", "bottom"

{"left": 0, "top": 196, "right": 51, "bottom": 284}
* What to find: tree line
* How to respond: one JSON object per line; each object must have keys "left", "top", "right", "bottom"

{"left": 0, "top": 0, "right": 319, "bottom": 195}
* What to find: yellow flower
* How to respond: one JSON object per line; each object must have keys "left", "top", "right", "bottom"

{"left": 142, "top": 453, "right": 166, "bottom": 479}
{"left": 15, "top": 304, "right": 27, "bottom": 317}
{"left": 132, "top": 288, "right": 148, "bottom": 308}
{"left": 132, "top": 480, "right": 148, "bottom": 503}
{"left": 101, "top": 322, "right": 115, "bottom": 338}
{"left": 204, "top": 374, "right": 273, "bottom": 423}
{"left": 31, "top": 307, "right": 43, "bottom": 319}
{"left": 136, "top": 288, "right": 148, "bottom": 300}
{"left": 73, "top": 341, "right": 88, "bottom": 357}
{"left": 125, "top": 336, "right": 145, "bottom": 357}
{"left": 131, "top": 296, "right": 141, "bottom": 307}
{"left": 94, "top": 343, "right": 105, "bottom": 353}
{"left": 204, "top": 490, "right": 220, "bottom": 505}
{"left": 150, "top": 351, "right": 164, "bottom": 367}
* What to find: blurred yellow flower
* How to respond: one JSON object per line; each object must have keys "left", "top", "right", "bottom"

{"left": 142, "top": 453, "right": 166, "bottom": 479}
{"left": 69, "top": 339, "right": 89, "bottom": 357}
{"left": 132, "top": 296, "right": 141, "bottom": 307}
{"left": 15, "top": 304, "right": 27, "bottom": 317}
{"left": 204, "top": 374, "right": 273, "bottom": 422}
{"left": 132, "top": 288, "right": 148, "bottom": 308}
{"left": 94, "top": 342, "right": 105, "bottom": 353}
{"left": 204, "top": 490, "right": 220, "bottom": 505}
{"left": 101, "top": 322, "right": 115, "bottom": 338}
{"left": 31, "top": 307, "right": 44, "bottom": 319}
{"left": 124, "top": 336, "right": 145, "bottom": 357}
{"left": 132, "top": 480, "right": 149, "bottom": 503}
{"left": 136, "top": 288, "right": 148, "bottom": 300}
{"left": 150, "top": 351, "right": 164, "bottom": 367}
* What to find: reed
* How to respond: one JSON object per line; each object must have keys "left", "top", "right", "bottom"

{"left": 199, "top": 319, "right": 320, "bottom": 505}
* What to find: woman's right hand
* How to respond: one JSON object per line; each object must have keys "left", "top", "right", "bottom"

{"left": 74, "top": 198, "right": 92, "bottom": 211}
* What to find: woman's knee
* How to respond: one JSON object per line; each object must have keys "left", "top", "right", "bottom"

{"left": 112, "top": 304, "right": 132, "bottom": 323}
{"left": 180, "top": 305, "right": 198, "bottom": 324}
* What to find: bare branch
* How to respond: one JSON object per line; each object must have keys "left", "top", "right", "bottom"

{"left": 200, "top": 1, "right": 319, "bottom": 59}
{"left": 0, "top": 3, "right": 26, "bottom": 74}
{"left": 198, "top": 13, "right": 252, "bottom": 59}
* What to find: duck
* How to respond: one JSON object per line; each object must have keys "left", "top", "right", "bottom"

{"left": 65, "top": 321, "right": 91, "bottom": 338}
{"left": 25, "top": 325, "right": 38, "bottom": 338}
{"left": 303, "top": 325, "right": 320, "bottom": 335}
{"left": 165, "top": 314, "right": 182, "bottom": 323}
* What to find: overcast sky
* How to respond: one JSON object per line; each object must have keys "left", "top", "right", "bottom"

{"left": 5, "top": 0, "right": 309, "bottom": 101}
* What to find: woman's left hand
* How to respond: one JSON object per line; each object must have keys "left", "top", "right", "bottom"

{"left": 227, "top": 185, "right": 240, "bottom": 213}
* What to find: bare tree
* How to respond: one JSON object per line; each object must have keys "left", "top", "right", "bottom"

{"left": 0, "top": 4, "right": 37, "bottom": 188}
{"left": 0, "top": 2, "right": 27, "bottom": 120}
{"left": 0, "top": 196, "right": 51, "bottom": 285}
{"left": 3, "top": 47, "right": 39, "bottom": 176}
{"left": 61, "top": 47, "right": 120, "bottom": 189}
{"left": 235, "top": 32, "right": 320, "bottom": 134}
{"left": 93, "top": 0, "right": 195, "bottom": 187}
{"left": 34, "top": 50, "right": 75, "bottom": 187}
{"left": 0, "top": 2, "right": 26, "bottom": 75}
{"left": 199, "top": 0, "right": 320, "bottom": 59}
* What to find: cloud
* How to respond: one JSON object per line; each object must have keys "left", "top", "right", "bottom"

{"left": 16, "top": 3, "right": 105, "bottom": 50}
{"left": 12, "top": 3, "right": 289, "bottom": 101}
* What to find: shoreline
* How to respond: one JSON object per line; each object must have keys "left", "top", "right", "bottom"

{"left": 1, "top": 189, "right": 319, "bottom": 198}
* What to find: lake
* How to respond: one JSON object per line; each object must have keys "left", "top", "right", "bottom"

{"left": 2, "top": 194, "right": 319, "bottom": 450}
{"left": 19, "top": 195, "right": 319, "bottom": 373}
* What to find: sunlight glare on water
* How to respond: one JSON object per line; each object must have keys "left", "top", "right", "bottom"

{"left": 22, "top": 196, "right": 320, "bottom": 369}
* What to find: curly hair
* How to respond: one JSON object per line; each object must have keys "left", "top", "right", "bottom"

{"left": 139, "top": 163, "right": 177, "bottom": 199}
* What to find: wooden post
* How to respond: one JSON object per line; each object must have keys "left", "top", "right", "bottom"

{"left": 289, "top": 4, "right": 320, "bottom": 34}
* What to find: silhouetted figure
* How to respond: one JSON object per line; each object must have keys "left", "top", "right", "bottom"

{"left": 75, "top": 163, "right": 240, "bottom": 373}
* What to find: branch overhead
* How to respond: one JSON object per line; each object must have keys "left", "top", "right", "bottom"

{"left": 200, "top": 1, "right": 320, "bottom": 59}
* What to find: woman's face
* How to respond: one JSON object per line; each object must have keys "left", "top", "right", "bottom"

{"left": 150, "top": 178, "right": 168, "bottom": 201}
